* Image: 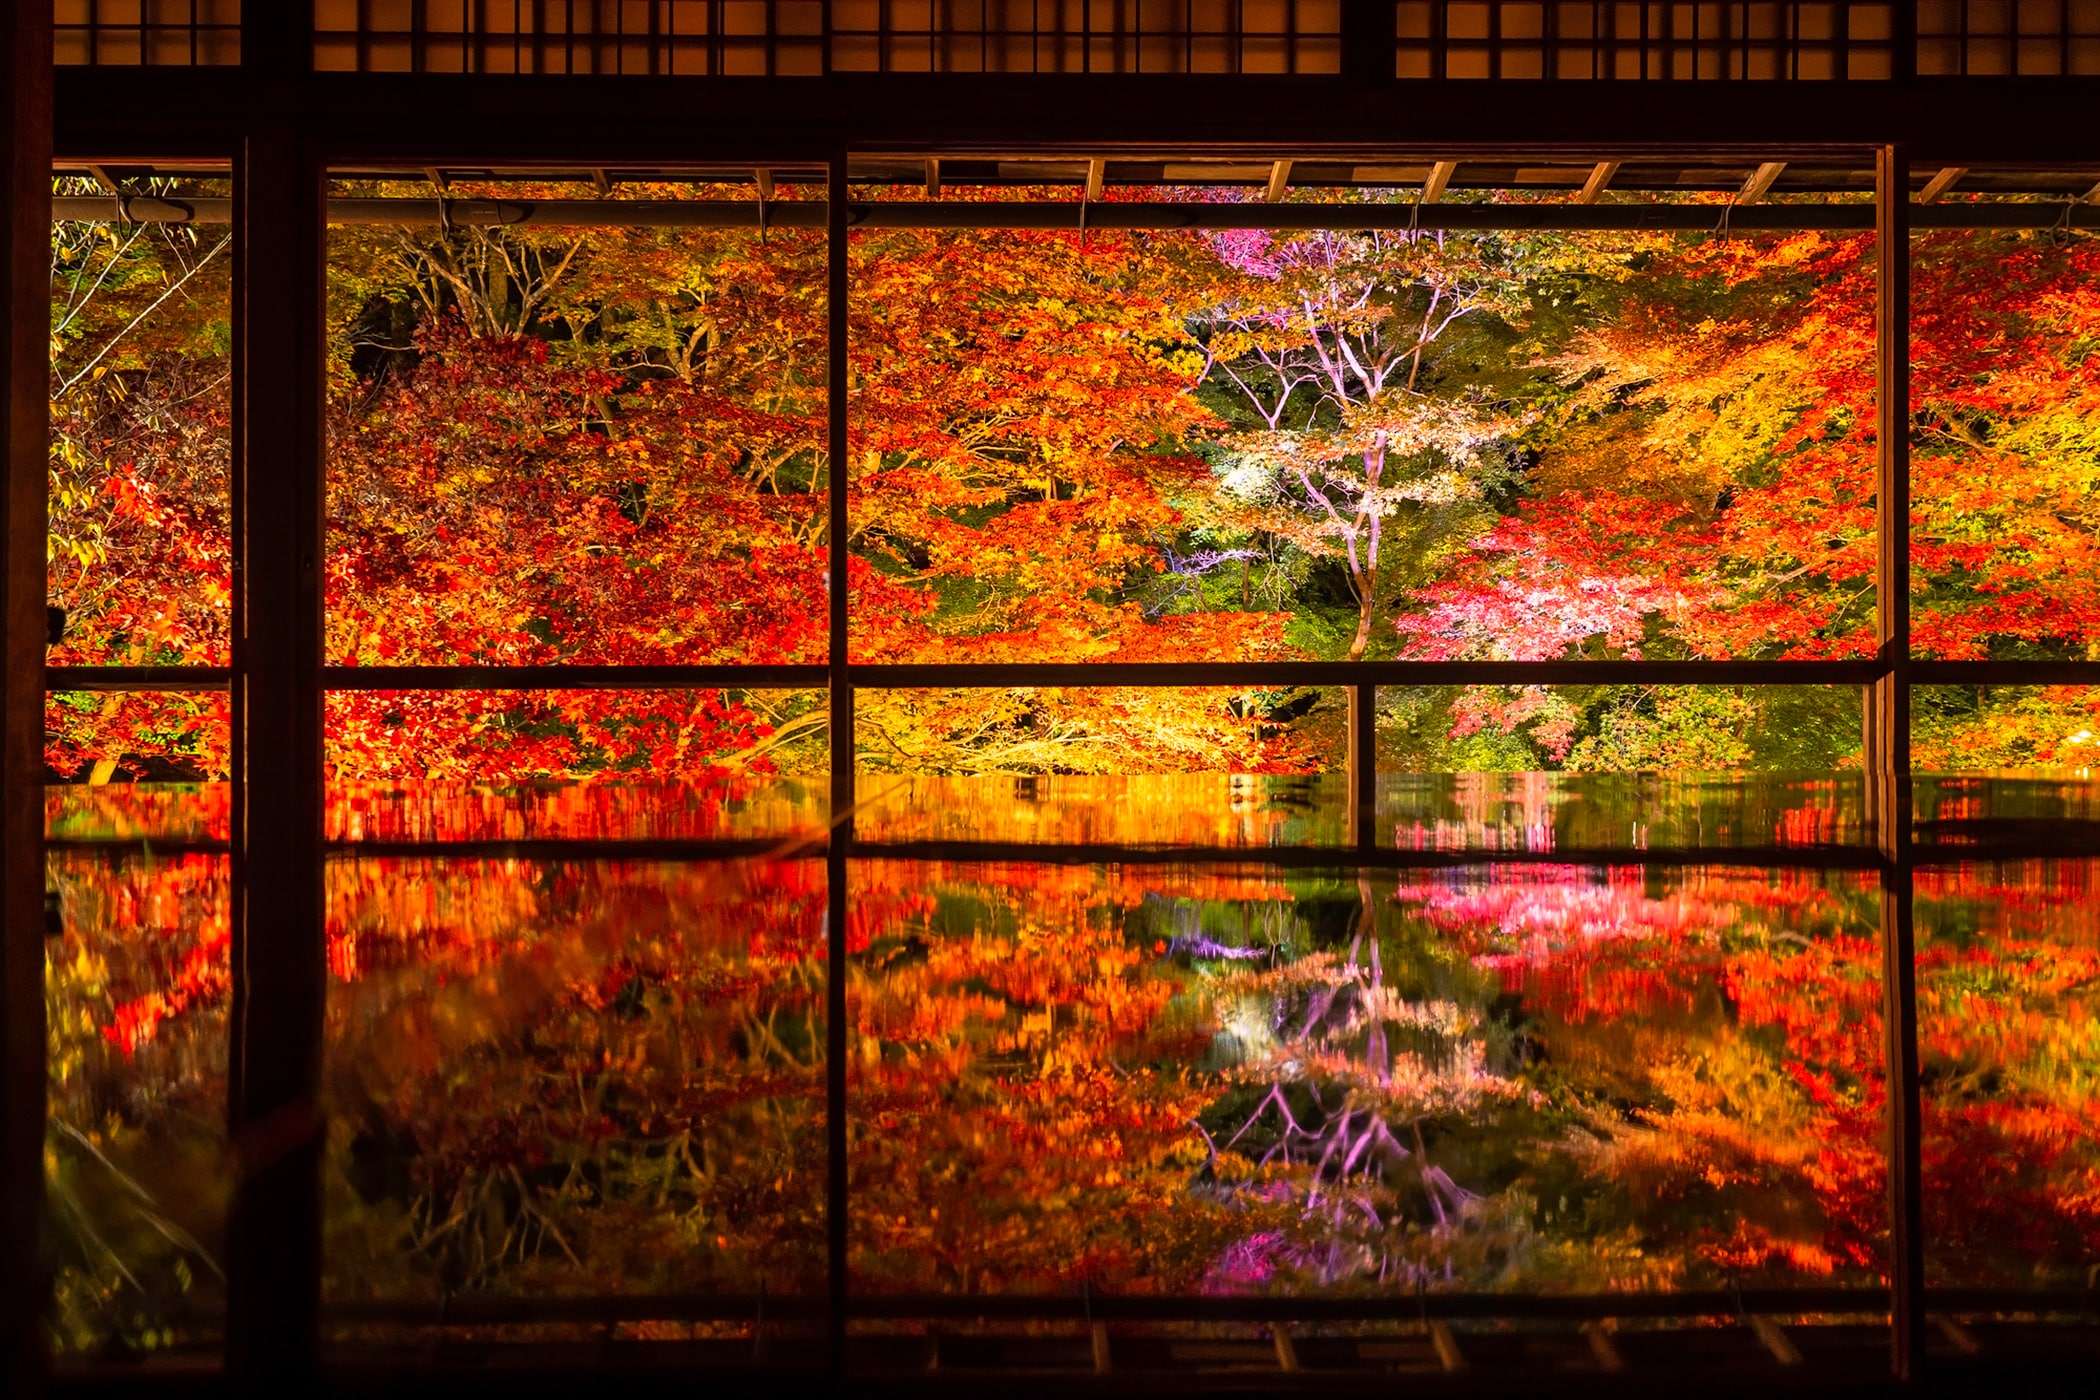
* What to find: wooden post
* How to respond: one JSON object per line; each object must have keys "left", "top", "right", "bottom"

{"left": 226, "top": 9, "right": 327, "bottom": 1386}
{"left": 825, "top": 149, "right": 852, "bottom": 1378}
{"left": 1348, "top": 682, "right": 1376, "bottom": 850}
{"left": 2, "top": 5, "right": 54, "bottom": 1394}
{"left": 1873, "top": 143, "right": 1925, "bottom": 1382}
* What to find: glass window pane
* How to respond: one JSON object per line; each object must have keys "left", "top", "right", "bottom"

{"left": 1911, "top": 230, "right": 2100, "bottom": 666}
{"left": 1379, "top": 683, "right": 1864, "bottom": 774}
{"left": 855, "top": 684, "right": 1346, "bottom": 846}
{"left": 322, "top": 856, "right": 827, "bottom": 1332}
{"left": 47, "top": 828, "right": 230, "bottom": 1356}
{"left": 50, "top": 172, "right": 233, "bottom": 670}
{"left": 1916, "top": 858, "right": 2100, "bottom": 1288}
{"left": 324, "top": 688, "right": 827, "bottom": 842}
{"left": 849, "top": 859, "right": 1885, "bottom": 1297}
{"left": 1914, "top": 685, "right": 2100, "bottom": 774}
{"left": 848, "top": 219, "right": 1878, "bottom": 667}
{"left": 326, "top": 175, "right": 827, "bottom": 667}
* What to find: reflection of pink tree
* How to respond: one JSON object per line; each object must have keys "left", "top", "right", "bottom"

{"left": 1399, "top": 864, "right": 1734, "bottom": 1025}
{"left": 1392, "top": 771, "right": 1563, "bottom": 853}
{"left": 1407, "top": 863, "right": 1886, "bottom": 1279}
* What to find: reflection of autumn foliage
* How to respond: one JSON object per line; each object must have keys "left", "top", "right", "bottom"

{"left": 1916, "top": 861, "right": 2100, "bottom": 1286}
{"left": 49, "top": 786, "right": 2100, "bottom": 1347}
{"left": 322, "top": 774, "right": 822, "bottom": 844}
{"left": 55, "top": 854, "right": 233, "bottom": 1058}
{"left": 322, "top": 856, "right": 834, "bottom": 1299}
{"left": 850, "top": 862, "right": 1293, "bottom": 1292}
{"left": 1391, "top": 864, "right": 1887, "bottom": 1285}
{"left": 46, "top": 851, "right": 230, "bottom": 1351}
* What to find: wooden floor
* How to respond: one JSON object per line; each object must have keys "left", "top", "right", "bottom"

{"left": 47, "top": 1318, "right": 2100, "bottom": 1397}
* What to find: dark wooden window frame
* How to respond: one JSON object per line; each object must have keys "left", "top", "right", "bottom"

{"left": 15, "top": 2, "right": 2100, "bottom": 1388}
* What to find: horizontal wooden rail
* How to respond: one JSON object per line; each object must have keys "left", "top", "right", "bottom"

{"left": 314, "top": 1285, "right": 2100, "bottom": 1326}
{"left": 48, "top": 660, "right": 1892, "bottom": 693}
{"left": 843, "top": 840, "right": 1889, "bottom": 871}
{"left": 44, "top": 665, "right": 231, "bottom": 692}
{"left": 57, "top": 659, "right": 2100, "bottom": 695}
{"left": 53, "top": 658, "right": 2100, "bottom": 694}
{"left": 48, "top": 834, "right": 2100, "bottom": 865}
{"left": 841, "top": 660, "right": 1884, "bottom": 687}
{"left": 47, "top": 835, "right": 1895, "bottom": 870}
{"left": 316, "top": 663, "right": 828, "bottom": 690}
{"left": 46, "top": 196, "right": 2100, "bottom": 233}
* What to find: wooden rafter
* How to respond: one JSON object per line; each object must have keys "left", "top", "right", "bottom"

{"left": 1264, "top": 158, "right": 1292, "bottom": 202}
{"left": 1737, "top": 161, "right": 1786, "bottom": 204}
{"left": 1918, "top": 166, "right": 1967, "bottom": 202}
{"left": 1583, "top": 1322, "right": 1625, "bottom": 1372}
{"left": 1750, "top": 1315, "right": 1803, "bottom": 1366}
{"left": 1422, "top": 159, "right": 1457, "bottom": 203}
{"left": 1931, "top": 1316, "right": 1982, "bottom": 1356}
{"left": 1575, "top": 160, "right": 1620, "bottom": 204}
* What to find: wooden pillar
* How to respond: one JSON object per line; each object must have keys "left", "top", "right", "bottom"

{"left": 824, "top": 150, "right": 852, "bottom": 1374}
{"left": 226, "top": 10, "right": 327, "bottom": 1386}
{"left": 1, "top": 5, "right": 54, "bottom": 1394}
{"left": 1347, "top": 682, "right": 1376, "bottom": 850}
{"left": 1873, "top": 143, "right": 1924, "bottom": 1381}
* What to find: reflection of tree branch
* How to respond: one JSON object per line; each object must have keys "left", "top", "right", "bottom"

{"left": 50, "top": 1116, "right": 226, "bottom": 1281}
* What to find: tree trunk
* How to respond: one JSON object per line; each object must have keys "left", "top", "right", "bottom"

{"left": 1347, "top": 571, "right": 1375, "bottom": 661}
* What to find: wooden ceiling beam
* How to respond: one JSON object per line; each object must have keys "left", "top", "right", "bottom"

{"left": 1917, "top": 166, "right": 1967, "bottom": 202}
{"left": 1574, "top": 160, "right": 1620, "bottom": 204}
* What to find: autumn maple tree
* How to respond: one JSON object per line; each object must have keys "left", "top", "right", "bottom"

{"left": 44, "top": 181, "right": 2100, "bottom": 1352}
